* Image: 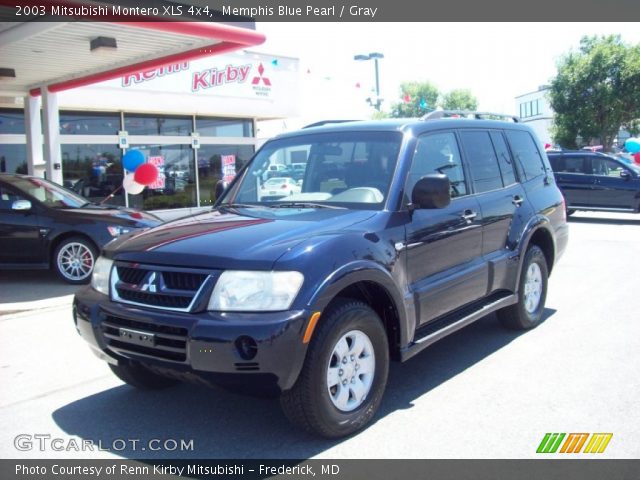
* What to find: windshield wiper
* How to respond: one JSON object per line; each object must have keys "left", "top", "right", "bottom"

{"left": 217, "top": 203, "right": 266, "bottom": 212}
{"left": 270, "top": 202, "right": 346, "bottom": 210}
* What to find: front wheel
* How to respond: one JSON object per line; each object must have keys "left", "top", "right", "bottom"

{"left": 498, "top": 245, "right": 548, "bottom": 330}
{"left": 53, "top": 236, "right": 97, "bottom": 284}
{"left": 280, "top": 300, "right": 389, "bottom": 438}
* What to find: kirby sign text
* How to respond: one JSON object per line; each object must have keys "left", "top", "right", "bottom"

{"left": 191, "top": 64, "right": 252, "bottom": 92}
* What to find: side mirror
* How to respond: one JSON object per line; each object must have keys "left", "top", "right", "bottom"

{"left": 11, "top": 199, "right": 32, "bottom": 211}
{"left": 411, "top": 174, "right": 451, "bottom": 209}
{"left": 620, "top": 170, "right": 631, "bottom": 180}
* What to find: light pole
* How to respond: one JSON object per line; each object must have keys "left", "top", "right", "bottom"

{"left": 354, "top": 52, "right": 384, "bottom": 111}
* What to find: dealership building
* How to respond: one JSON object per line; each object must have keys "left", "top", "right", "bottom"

{"left": 0, "top": 21, "right": 299, "bottom": 211}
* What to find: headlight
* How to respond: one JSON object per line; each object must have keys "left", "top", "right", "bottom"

{"left": 107, "top": 225, "right": 132, "bottom": 237}
{"left": 208, "top": 271, "right": 304, "bottom": 312}
{"left": 91, "top": 257, "right": 113, "bottom": 295}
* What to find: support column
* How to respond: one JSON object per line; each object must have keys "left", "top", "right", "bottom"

{"left": 24, "top": 94, "right": 43, "bottom": 177}
{"left": 41, "top": 86, "right": 63, "bottom": 184}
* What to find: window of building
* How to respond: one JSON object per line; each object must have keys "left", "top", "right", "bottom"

{"left": 197, "top": 144, "right": 255, "bottom": 206}
{"left": 505, "top": 130, "right": 546, "bottom": 181}
{"left": 195, "top": 117, "right": 253, "bottom": 137}
{"left": 61, "top": 144, "right": 124, "bottom": 205}
{"left": 409, "top": 132, "right": 467, "bottom": 198}
{"left": 0, "top": 144, "right": 28, "bottom": 174}
{"left": 127, "top": 144, "right": 196, "bottom": 209}
{"left": 59, "top": 111, "right": 121, "bottom": 135}
{"left": 124, "top": 114, "right": 192, "bottom": 136}
{"left": 459, "top": 131, "right": 503, "bottom": 193}
{"left": 0, "top": 109, "right": 25, "bottom": 134}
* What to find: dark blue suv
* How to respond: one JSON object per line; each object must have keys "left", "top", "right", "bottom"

{"left": 74, "top": 112, "right": 568, "bottom": 438}
{"left": 547, "top": 150, "right": 640, "bottom": 215}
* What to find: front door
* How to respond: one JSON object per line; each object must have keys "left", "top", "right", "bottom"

{"left": 403, "top": 131, "right": 485, "bottom": 326}
{"left": 588, "top": 157, "right": 637, "bottom": 210}
{"left": 0, "top": 184, "right": 45, "bottom": 265}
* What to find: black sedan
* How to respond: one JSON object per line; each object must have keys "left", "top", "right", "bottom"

{"left": 0, "top": 173, "right": 161, "bottom": 284}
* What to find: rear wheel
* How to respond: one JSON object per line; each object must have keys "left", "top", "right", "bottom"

{"left": 280, "top": 300, "right": 389, "bottom": 438}
{"left": 109, "top": 363, "right": 179, "bottom": 390}
{"left": 498, "top": 245, "right": 548, "bottom": 330}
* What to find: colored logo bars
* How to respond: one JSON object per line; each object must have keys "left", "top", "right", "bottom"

{"left": 536, "top": 433, "right": 613, "bottom": 454}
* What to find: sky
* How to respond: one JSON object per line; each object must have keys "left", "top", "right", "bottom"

{"left": 252, "top": 22, "right": 640, "bottom": 131}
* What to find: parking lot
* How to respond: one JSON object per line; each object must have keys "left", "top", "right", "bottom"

{"left": 1, "top": 211, "right": 639, "bottom": 459}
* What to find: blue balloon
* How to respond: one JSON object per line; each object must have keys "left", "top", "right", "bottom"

{"left": 625, "top": 137, "right": 640, "bottom": 154}
{"left": 122, "top": 149, "right": 145, "bottom": 172}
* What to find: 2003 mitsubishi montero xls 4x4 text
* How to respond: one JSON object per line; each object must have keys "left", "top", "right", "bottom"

{"left": 74, "top": 111, "right": 568, "bottom": 438}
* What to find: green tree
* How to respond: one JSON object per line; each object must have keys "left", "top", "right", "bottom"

{"left": 441, "top": 89, "right": 478, "bottom": 111}
{"left": 390, "top": 81, "right": 439, "bottom": 118}
{"left": 549, "top": 35, "right": 640, "bottom": 151}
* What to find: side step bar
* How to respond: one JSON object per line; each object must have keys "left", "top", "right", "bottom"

{"left": 400, "top": 293, "right": 517, "bottom": 362}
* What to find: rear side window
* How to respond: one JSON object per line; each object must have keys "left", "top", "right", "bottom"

{"left": 409, "top": 132, "right": 467, "bottom": 198}
{"left": 551, "top": 156, "right": 587, "bottom": 174}
{"left": 459, "top": 131, "right": 503, "bottom": 193}
{"left": 490, "top": 132, "right": 517, "bottom": 186}
{"left": 505, "top": 130, "right": 546, "bottom": 181}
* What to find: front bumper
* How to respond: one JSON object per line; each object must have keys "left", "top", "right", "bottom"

{"left": 73, "top": 286, "right": 310, "bottom": 393}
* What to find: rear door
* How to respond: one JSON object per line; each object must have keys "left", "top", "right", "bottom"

{"left": 404, "top": 131, "right": 485, "bottom": 325}
{"left": 458, "top": 129, "right": 527, "bottom": 294}
{"left": 549, "top": 154, "right": 592, "bottom": 207}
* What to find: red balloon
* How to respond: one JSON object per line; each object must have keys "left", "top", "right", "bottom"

{"left": 134, "top": 163, "right": 158, "bottom": 186}
{"left": 634, "top": 152, "right": 640, "bottom": 165}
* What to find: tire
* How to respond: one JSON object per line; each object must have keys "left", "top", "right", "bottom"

{"left": 109, "top": 363, "right": 179, "bottom": 390}
{"left": 280, "top": 300, "right": 389, "bottom": 438}
{"left": 498, "top": 245, "right": 549, "bottom": 330}
{"left": 53, "top": 236, "right": 97, "bottom": 284}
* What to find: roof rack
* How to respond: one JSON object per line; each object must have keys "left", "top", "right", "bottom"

{"left": 421, "top": 110, "right": 520, "bottom": 123}
{"left": 302, "top": 120, "right": 362, "bottom": 129}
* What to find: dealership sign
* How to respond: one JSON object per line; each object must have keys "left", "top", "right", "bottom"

{"left": 116, "top": 57, "right": 276, "bottom": 99}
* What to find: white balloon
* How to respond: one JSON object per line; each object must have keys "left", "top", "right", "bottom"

{"left": 123, "top": 173, "right": 145, "bottom": 195}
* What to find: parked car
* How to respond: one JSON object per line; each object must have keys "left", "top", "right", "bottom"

{"left": 265, "top": 163, "right": 292, "bottom": 179}
{"left": 258, "top": 176, "right": 301, "bottom": 200}
{"left": 0, "top": 174, "right": 162, "bottom": 284}
{"left": 547, "top": 150, "right": 640, "bottom": 215}
{"left": 74, "top": 113, "right": 568, "bottom": 437}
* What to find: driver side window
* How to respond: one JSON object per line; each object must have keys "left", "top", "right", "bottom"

{"left": 407, "top": 132, "right": 467, "bottom": 198}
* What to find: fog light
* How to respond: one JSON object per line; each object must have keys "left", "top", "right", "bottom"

{"left": 235, "top": 336, "right": 258, "bottom": 360}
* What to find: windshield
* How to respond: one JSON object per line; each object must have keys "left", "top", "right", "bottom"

{"left": 7, "top": 176, "right": 88, "bottom": 208}
{"left": 222, "top": 131, "right": 402, "bottom": 209}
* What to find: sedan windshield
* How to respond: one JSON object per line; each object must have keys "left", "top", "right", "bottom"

{"left": 6, "top": 176, "right": 89, "bottom": 208}
{"left": 222, "top": 131, "right": 402, "bottom": 209}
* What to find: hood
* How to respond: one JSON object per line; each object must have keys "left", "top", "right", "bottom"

{"left": 105, "top": 207, "right": 376, "bottom": 270}
{"left": 62, "top": 205, "right": 161, "bottom": 226}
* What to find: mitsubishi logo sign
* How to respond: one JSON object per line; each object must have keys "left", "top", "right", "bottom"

{"left": 140, "top": 272, "right": 160, "bottom": 293}
{"left": 251, "top": 63, "right": 271, "bottom": 86}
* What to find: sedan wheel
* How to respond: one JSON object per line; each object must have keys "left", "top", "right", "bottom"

{"left": 54, "top": 237, "right": 97, "bottom": 284}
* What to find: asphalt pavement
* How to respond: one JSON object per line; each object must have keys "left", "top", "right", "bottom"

{"left": 1, "top": 211, "right": 639, "bottom": 459}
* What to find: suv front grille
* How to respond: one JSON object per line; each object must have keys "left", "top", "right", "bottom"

{"left": 111, "top": 263, "right": 213, "bottom": 312}
{"left": 101, "top": 314, "right": 188, "bottom": 362}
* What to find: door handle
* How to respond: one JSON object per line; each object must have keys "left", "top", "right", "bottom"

{"left": 461, "top": 209, "right": 477, "bottom": 222}
{"left": 512, "top": 195, "right": 524, "bottom": 207}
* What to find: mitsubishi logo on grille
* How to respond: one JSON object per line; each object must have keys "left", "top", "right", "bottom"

{"left": 140, "top": 271, "right": 161, "bottom": 293}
